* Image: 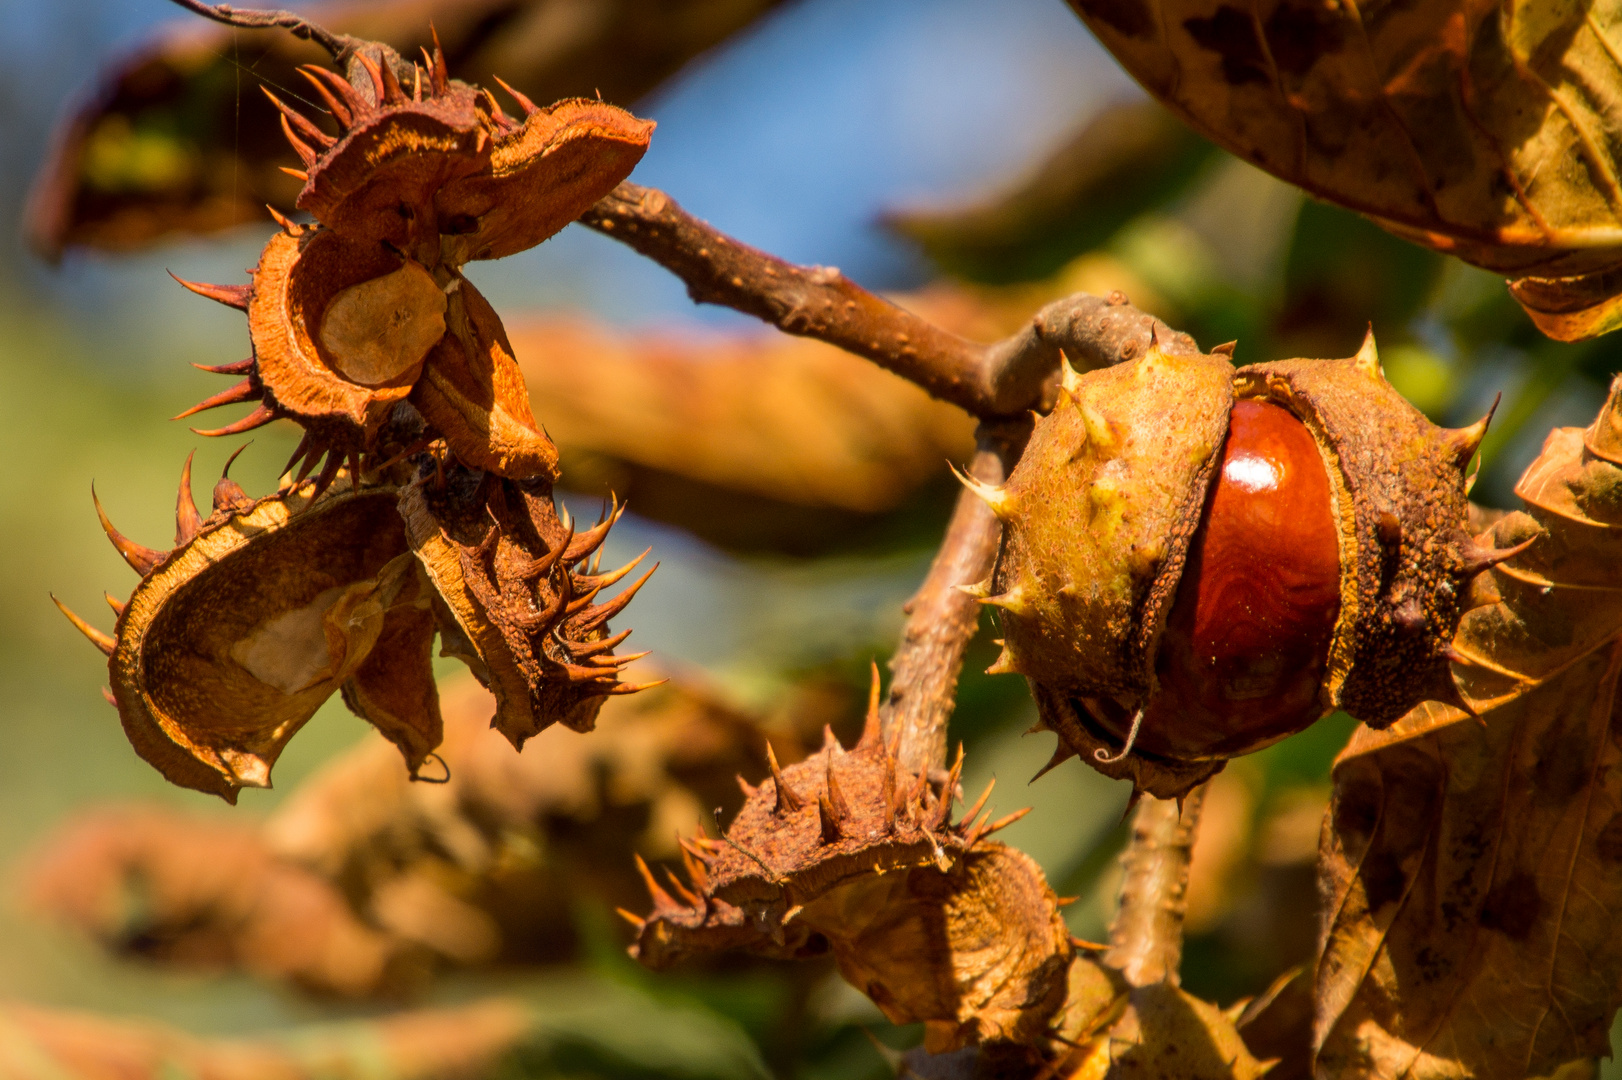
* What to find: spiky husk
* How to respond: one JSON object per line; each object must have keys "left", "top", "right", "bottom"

{"left": 281, "top": 67, "right": 488, "bottom": 258}
{"left": 981, "top": 334, "right": 1505, "bottom": 798}
{"left": 272, "top": 46, "right": 651, "bottom": 270}
{"left": 625, "top": 713, "right": 1069, "bottom": 1053}
{"left": 61, "top": 466, "right": 443, "bottom": 802}
{"left": 398, "top": 462, "right": 654, "bottom": 750}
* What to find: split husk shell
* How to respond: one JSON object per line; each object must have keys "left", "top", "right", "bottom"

{"left": 984, "top": 335, "right": 1503, "bottom": 797}
{"left": 87, "top": 472, "right": 442, "bottom": 802}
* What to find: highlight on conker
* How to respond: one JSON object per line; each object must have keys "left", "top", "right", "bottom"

{"left": 962, "top": 330, "right": 1530, "bottom": 798}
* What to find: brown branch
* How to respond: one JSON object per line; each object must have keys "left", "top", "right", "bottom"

{"left": 1105, "top": 786, "right": 1207, "bottom": 987}
{"left": 581, "top": 182, "right": 1197, "bottom": 418}
{"left": 165, "top": 0, "right": 354, "bottom": 59}
{"left": 878, "top": 422, "right": 1025, "bottom": 775}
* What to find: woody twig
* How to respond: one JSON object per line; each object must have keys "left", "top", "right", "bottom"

{"left": 582, "top": 182, "right": 1197, "bottom": 419}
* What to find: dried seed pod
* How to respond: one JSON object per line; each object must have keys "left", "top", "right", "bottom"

{"left": 975, "top": 332, "right": 1519, "bottom": 797}
{"left": 56, "top": 463, "right": 442, "bottom": 802}
{"left": 628, "top": 698, "right": 1016, "bottom": 963}
{"left": 266, "top": 44, "right": 652, "bottom": 270}
{"left": 625, "top": 701, "right": 1064, "bottom": 1052}
{"left": 398, "top": 461, "right": 655, "bottom": 749}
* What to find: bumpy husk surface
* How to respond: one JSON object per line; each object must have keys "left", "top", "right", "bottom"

{"left": 399, "top": 462, "right": 651, "bottom": 750}
{"left": 627, "top": 709, "right": 1073, "bottom": 1053}
{"left": 988, "top": 345, "right": 1234, "bottom": 701}
{"left": 984, "top": 343, "right": 1234, "bottom": 796}
{"left": 102, "top": 474, "right": 441, "bottom": 802}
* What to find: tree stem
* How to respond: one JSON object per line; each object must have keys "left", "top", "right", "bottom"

{"left": 1106, "top": 786, "right": 1208, "bottom": 988}
{"left": 878, "top": 424, "right": 1023, "bottom": 775}
{"left": 582, "top": 182, "right": 1197, "bottom": 419}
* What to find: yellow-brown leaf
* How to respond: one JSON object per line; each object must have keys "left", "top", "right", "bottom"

{"left": 1066, "top": 0, "right": 1622, "bottom": 339}
{"left": 1316, "top": 378, "right": 1622, "bottom": 1079}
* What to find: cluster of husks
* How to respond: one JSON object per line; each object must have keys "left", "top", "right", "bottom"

{"left": 56, "top": 39, "right": 658, "bottom": 799}
{"left": 966, "top": 331, "right": 1529, "bottom": 797}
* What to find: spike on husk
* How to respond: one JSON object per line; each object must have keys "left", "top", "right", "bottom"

{"left": 169, "top": 273, "right": 250, "bottom": 310}
{"left": 92, "top": 487, "right": 165, "bottom": 577}
{"left": 52, "top": 594, "right": 115, "bottom": 656}
{"left": 174, "top": 452, "right": 203, "bottom": 545}
{"left": 1444, "top": 393, "right": 1501, "bottom": 469}
{"left": 949, "top": 463, "right": 1014, "bottom": 520}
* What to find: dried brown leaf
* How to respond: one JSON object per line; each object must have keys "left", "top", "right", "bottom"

{"left": 25, "top": 668, "right": 827, "bottom": 994}
{"left": 1316, "top": 378, "right": 1622, "bottom": 1079}
{"left": 1066, "top": 0, "right": 1622, "bottom": 339}
{"left": 510, "top": 314, "right": 976, "bottom": 549}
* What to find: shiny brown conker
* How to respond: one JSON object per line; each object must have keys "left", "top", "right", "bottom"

{"left": 1130, "top": 399, "right": 1341, "bottom": 759}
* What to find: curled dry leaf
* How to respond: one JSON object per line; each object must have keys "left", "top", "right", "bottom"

{"left": 56, "top": 464, "right": 440, "bottom": 801}
{"left": 511, "top": 315, "right": 976, "bottom": 550}
{"left": 0, "top": 998, "right": 531, "bottom": 1080}
{"left": 1317, "top": 377, "right": 1622, "bottom": 1080}
{"left": 25, "top": 0, "right": 782, "bottom": 259}
{"left": 626, "top": 696, "right": 1071, "bottom": 1054}
{"left": 1065, "top": 0, "right": 1622, "bottom": 340}
{"left": 399, "top": 462, "right": 655, "bottom": 748}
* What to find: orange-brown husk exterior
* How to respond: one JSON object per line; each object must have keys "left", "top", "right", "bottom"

{"left": 410, "top": 272, "right": 558, "bottom": 479}
{"left": 247, "top": 228, "right": 440, "bottom": 448}
{"left": 98, "top": 476, "right": 442, "bottom": 801}
{"left": 297, "top": 84, "right": 489, "bottom": 258}
{"left": 435, "top": 99, "right": 656, "bottom": 265}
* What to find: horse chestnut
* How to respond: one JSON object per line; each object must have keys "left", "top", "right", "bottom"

{"left": 964, "top": 331, "right": 1522, "bottom": 796}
